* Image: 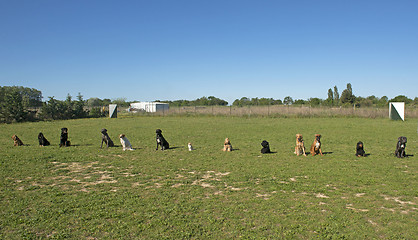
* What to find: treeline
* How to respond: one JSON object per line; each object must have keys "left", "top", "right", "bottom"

{"left": 0, "top": 86, "right": 93, "bottom": 123}
{"left": 158, "top": 96, "right": 228, "bottom": 107}
{"left": 232, "top": 83, "right": 417, "bottom": 108}
{"left": 0, "top": 86, "right": 43, "bottom": 123}
{"left": 1, "top": 84, "right": 418, "bottom": 123}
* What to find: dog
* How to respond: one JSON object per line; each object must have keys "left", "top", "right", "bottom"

{"left": 156, "top": 129, "right": 169, "bottom": 150}
{"left": 188, "top": 142, "right": 194, "bottom": 151}
{"left": 38, "top": 132, "right": 50, "bottom": 146}
{"left": 223, "top": 138, "right": 233, "bottom": 152}
{"left": 294, "top": 134, "right": 307, "bottom": 156}
{"left": 261, "top": 140, "right": 271, "bottom": 154}
{"left": 119, "top": 134, "right": 134, "bottom": 151}
{"left": 310, "top": 134, "right": 323, "bottom": 156}
{"left": 12, "top": 135, "right": 24, "bottom": 146}
{"left": 395, "top": 136, "right": 407, "bottom": 158}
{"left": 355, "top": 141, "right": 365, "bottom": 157}
{"left": 101, "top": 128, "right": 114, "bottom": 148}
{"left": 60, "top": 128, "right": 71, "bottom": 147}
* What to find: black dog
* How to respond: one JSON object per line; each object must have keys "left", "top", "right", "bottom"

{"left": 355, "top": 141, "right": 365, "bottom": 157}
{"left": 38, "top": 132, "right": 50, "bottom": 146}
{"left": 395, "top": 136, "right": 407, "bottom": 158}
{"left": 60, "top": 128, "right": 70, "bottom": 147}
{"left": 156, "top": 129, "right": 169, "bottom": 150}
{"left": 101, "top": 128, "right": 114, "bottom": 148}
{"left": 261, "top": 140, "right": 271, "bottom": 154}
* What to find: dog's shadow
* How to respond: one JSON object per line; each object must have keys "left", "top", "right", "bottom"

{"left": 405, "top": 154, "right": 414, "bottom": 157}
{"left": 262, "top": 151, "right": 277, "bottom": 154}
{"left": 169, "top": 146, "right": 182, "bottom": 150}
{"left": 155, "top": 146, "right": 181, "bottom": 150}
{"left": 309, "top": 151, "right": 333, "bottom": 155}
{"left": 356, "top": 153, "right": 371, "bottom": 157}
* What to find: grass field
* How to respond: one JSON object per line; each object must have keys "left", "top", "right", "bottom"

{"left": 1, "top": 116, "right": 417, "bottom": 239}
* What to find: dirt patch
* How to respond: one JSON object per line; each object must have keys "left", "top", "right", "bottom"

{"left": 315, "top": 193, "right": 329, "bottom": 198}
{"left": 382, "top": 195, "right": 416, "bottom": 205}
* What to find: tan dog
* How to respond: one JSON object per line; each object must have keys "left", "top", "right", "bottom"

{"left": 12, "top": 135, "right": 24, "bottom": 146}
{"left": 310, "top": 134, "right": 323, "bottom": 156}
{"left": 294, "top": 134, "right": 307, "bottom": 156}
{"left": 223, "top": 138, "right": 233, "bottom": 152}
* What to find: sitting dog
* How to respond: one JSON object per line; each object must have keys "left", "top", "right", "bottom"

{"left": 310, "top": 134, "right": 323, "bottom": 156}
{"left": 261, "top": 140, "right": 271, "bottom": 154}
{"left": 188, "top": 142, "right": 194, "bottom": 151}
{"left": 38, "top": 132, "right": 50, "bottom": 146}
{"left": 294, "top": 134, "right": 307, "bottom": 156}
{"left": 395, "top": 136, "right": 407, "bottom": 158}
{"left": 223, "top": 138, "right": 233, "bottom": 152}
{"left": 60, "top": 128, "right": 71, "bottom": 147}
{"left": 101, "top": 128, "right": 114, "bottom": 148}
{"left": 156, "top": 129, "right": 169, "bottom": 150}
{"left": 355, "top": 141, "right": 365, "bottom": 157}
{"left": 119, "top": 134, "right": 134, "bottom": 151}
{"left": 12, "top": 135, "right": 24, "bottom": 146}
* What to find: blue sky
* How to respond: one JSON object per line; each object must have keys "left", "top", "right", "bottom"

{"left": 1, "top": 0, "right": 417, "bottom": 104}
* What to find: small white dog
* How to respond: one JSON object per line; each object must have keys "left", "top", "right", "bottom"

{"left": 188, "top": 142, "right": 194, "bottom": 151}
{"left": 119, "top": 134, "right": 134, "bottom": 151}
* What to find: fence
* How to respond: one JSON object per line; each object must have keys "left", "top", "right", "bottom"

{"left": 122, "top": 105, "right": 418, "bottom": 118}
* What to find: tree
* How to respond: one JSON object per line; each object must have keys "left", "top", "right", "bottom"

{"left": 73, "top": 92, "right": 88, "bottom": 118}
{"left": 293, "top": 99, "right": 307, "bottom": 105}
{"left": 333, "top": 86, "right": 340, "bottom": 106}
{"left": 283, "top": 96, "right": 293, "bottom": 105}
{"left": 112, "top": 98, "right": 129, "bottom": 107}
{"left": 325, "top": 88, "right": 334, "bottom": 106}
{"left": 355, "top": 96, "right": 372, "bottom": 107}
{"left": 377, "top": 96, "right": 388, "bottom": 107}
{"left": 340, "top": 83, "right": 355, "bottom": 105}
{"left": 309, "top": 98, "right": 322, "bottom": 107}
{"left": 40, "top": 97, "right": 66, "bottom": 120}
{"left": 232, "top": 97, "right": 250, "bottom": 107}
{"left": 207, "top": 96, "right": 228, "bottom": 106}
{"left": 87, "top": 98, "right": 102, "bottom": 107}
{"left": 389, "top": 95, "right": 412, "bottom": 104}
{"left": 40, "top": 93, "right": 88, "bottom": 120}
{"left": 0, "top": 88, "right": 27, "bottom": 123}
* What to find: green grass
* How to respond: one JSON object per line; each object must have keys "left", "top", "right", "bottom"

{"left": 1, "top": 116, "right": 417, "bottom": 239}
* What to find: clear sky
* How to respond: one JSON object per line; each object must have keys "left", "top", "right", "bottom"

{"left": 1, "top": 0, "right": 417, "bottom": 104}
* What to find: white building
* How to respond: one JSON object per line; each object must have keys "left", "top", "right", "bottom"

{"left": 130, "top": 102, "right": 169, "bottom": 113}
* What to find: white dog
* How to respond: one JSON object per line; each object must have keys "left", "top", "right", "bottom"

{"left": 119, "top": 134, "right": 134, "bottom": 151}
{"left": 188, "top": 142, "right": 194, "bottom": 151}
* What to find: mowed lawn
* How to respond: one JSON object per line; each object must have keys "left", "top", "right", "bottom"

{"left": 0, "top": 116, "right": 417, "bottom": 239}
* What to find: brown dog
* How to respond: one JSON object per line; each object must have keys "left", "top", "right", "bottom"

{"left": 12, "top": 135, "right": 24, "bottom": 146}
{"left": 294, "top": 134, "right": 307, "bottom": 156}
{"left": 223, "top": 138, "right": 233, "bottom": 152}
{"left": 310, "top": 134, "right": 323, "bottom": 156}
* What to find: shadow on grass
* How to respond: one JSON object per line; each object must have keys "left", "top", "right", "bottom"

{"left": 168, "top": 146, "right": 182, "bottom": 150}
{"left": 355, "top": 153, "right": 371, "bottom": 157}
{"left": 309, "top": 151, "right": 333, "bottom": 155}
